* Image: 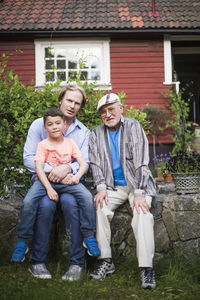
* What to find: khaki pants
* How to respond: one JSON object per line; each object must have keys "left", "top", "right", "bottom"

{"left": 96, "top": 185, "right": 154, "bottom": 267}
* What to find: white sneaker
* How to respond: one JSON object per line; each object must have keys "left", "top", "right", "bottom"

{"left": 29, "top": 264, "right": 52, "bottom": 279}
{"left": 90, "top": 260, "right": 115, "bottom": 280}
{"left": 62, "top": 265, "right": 84, "bottom": 281}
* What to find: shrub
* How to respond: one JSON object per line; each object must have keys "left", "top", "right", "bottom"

{"left": 0, "top": 55, "right": 149, "bottom": 194}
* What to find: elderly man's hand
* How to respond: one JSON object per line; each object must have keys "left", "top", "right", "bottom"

{"left": 48, "top": 165, "right": 72, "bottom": 183}
{"left": 94, "top": 190, "right": 108, "bottom": 210}
{"left": 132, "top": 195, "right": 150, "bottom": 214}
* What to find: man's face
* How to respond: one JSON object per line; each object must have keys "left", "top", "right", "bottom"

{"left": 59, "top": 89, "right": 83, "bottom": 120}
{"left": 99, "top": 102, "right": 123, "bottom": 129}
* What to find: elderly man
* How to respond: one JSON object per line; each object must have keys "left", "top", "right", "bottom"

{"left": 89, "top": 93, "right": 157, "bottom": 289}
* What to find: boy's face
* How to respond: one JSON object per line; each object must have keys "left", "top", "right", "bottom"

{"left": 44, "top": 116, "right": 65, "bottom": 138}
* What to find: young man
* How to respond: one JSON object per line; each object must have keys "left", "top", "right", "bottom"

{"left": 12, "top": 83, "right": 91, "bottom": 281}
{"left": 89, "top": 93, "right": 157, "bottom": 289}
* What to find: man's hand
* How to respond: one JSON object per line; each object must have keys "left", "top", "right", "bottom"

{"left": 48, "top": 165, "right": 72, "bottom": 183}
{"left": 132, "top": 195, "right": 150, "bottom": 214}
{"left": 94, "top": 190, "right": 108, "bottom": 210}
{"left": 61, "top": 174, "right": 79, "bottom": 185}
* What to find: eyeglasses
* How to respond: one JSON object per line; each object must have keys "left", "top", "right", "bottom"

{"left": 99, "top": 106, "right": 117, "bottom": 117}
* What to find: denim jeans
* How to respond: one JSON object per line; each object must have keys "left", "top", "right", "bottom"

{"left": 17, "top": 178, "right": 95, "bottom": 241}
{"left": 30, "top": 193, "right": 85, "bottom": 267}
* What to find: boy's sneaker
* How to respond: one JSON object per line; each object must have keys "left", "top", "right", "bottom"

{"left": 29, "top": 264, "right": 52, "bottom": 279}
{"left": 83, "top": 237, "right": 101, "bottom": 256}
{"left": 62, "top": 265, "right": 84, "bottom": 281}
{"left": 11, "top": 241, "right": 28, "bottom": 262}
{"left": 141, "top": 267, "right": 156, "bottom": 289}
{"left": 90, "top": 259, "right": 115, "bottom": 280}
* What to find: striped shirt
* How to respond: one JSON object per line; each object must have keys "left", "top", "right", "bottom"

{"left": 89, "top": 116, "right": 156, "bottom": 196}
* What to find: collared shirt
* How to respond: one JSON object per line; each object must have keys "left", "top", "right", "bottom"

{"left": 89, "top": 116, "right": 156, "bottom": 196}
{"left": 23, "top": 117, "right": 90, "bottom": 174}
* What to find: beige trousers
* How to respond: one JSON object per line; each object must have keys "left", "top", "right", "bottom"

{"left": 96, "top": 185, "right": 154, "bottom": 267}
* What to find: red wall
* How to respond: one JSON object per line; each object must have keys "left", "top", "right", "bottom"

{"left": 110, "top": 38, "right": 172, "bottom": 143}
{"left": 0, "top": 38, "right": 172, "bottom": 143}
{"left": 0, "top": 40, "right": 35, "bottom": 86}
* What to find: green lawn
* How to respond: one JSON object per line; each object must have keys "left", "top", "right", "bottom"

{"left": 0, "top": 251, "right": 199, "bottom": 300}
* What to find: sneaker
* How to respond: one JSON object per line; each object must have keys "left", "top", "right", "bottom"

{"left": 89, "top": 260, "right": 115, "bottom": 280}
{"left": 141, "top": 267, "right": 156, "bottom": 289}
{"left": 62, "top": 265, "right": 84, "bottom": 281}
{"left": 83, "top": 237, "right": 101, "bottom": 256}
{"left": 29, "top": 264, "right": 52, "bottom": 279}
{"left": 11, "top": 241, "right": 28, "bottom": 262}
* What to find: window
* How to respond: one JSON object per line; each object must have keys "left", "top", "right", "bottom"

{"left": 35, "top": 39, "right": 110, "bottom": 88}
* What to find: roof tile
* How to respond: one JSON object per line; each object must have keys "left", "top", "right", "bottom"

{"left": 0, "top": 0, "right": 200, "bottom": 32}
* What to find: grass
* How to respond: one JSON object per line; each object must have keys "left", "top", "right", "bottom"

{"left": 0, "top": 250, "right": 199, "bottom": 300}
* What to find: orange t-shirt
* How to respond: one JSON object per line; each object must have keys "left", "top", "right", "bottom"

{"left": 35, "top": 137, "right": 82, "bottom": 167}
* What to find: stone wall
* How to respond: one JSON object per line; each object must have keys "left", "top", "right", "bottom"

{"left": 0, "top": 183, "right": 199, "bottom": 260}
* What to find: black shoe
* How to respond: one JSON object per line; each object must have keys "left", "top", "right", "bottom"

{"left": 141, "top": 267, "right": 156, "bottom": 289}
{"left": 90, "top": 260, "right": 115, "bottom": 280}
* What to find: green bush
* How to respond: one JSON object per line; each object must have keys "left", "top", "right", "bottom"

{"left": 0, "top": 56, "right": 149, "bottom": 194}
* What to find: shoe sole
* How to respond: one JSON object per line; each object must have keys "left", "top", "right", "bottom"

{"left": 11, "top": 247, "right": 29, "bottom": 263}
{"left": 28, "top": 268, "right": 52, "bottom": 279}
{"left": 90, "top": 268, "right": 115, "bottom": 280}
{"left": 141, "top": 284, "right": 156, "bottom": 289}
{"left": 82, "top": 241, "right": 100, "bottom": 257}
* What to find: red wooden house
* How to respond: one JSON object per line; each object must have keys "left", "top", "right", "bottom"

{"left": 1, "top": 0, "right": 200, "bottom": 153}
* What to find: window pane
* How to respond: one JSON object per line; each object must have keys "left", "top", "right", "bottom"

{"left": 45, "top": 60, "right": 54, "bottom": 69}
{"left": 57, "top": 72, "right": 66, "bottom": 81}
{"left": 68, "top": 60, "right": 77, "bottom": 69}
{"left": 45, "top": 47, "right": 54, "bottom": 58}
{"left": 45, "top": 72, "right": 55, "bottom": 82}
{"left": 91, "top": 71, "right": 101, "bottom": 80}
{"left": 68, "top": 71, "right": 78, "bottom": 80}
{"left": 80, "top": 71, "right": 88, "bottom": 80}
{"left": 57, "top": 60, "right": 66, "bottom": 69}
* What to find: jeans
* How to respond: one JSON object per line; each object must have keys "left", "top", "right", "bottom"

{"left": 17, "top": 178, "right": 95, "bottom": 240}
{"left": 30, "top": 194, "right": 85, "bottom": 267}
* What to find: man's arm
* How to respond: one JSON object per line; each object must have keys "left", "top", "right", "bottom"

{"left": 63, "top": 155, "right": 88, "bottom": 185}
{"left": 89, "top": 130, "right": 108, "bottom": 209}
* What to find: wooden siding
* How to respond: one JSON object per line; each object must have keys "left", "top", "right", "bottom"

{"left": 110, "top": 39, "right": 172, "bottom": 143}
{"left": 0, "top": 38, "right": 172, "bottom": 144}
{"left": 0, "top": 40, "right": 35, "bottom": 86}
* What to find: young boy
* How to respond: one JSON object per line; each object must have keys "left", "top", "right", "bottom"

{"left": 12, "top": 108, "right": 100, "bottom": 262}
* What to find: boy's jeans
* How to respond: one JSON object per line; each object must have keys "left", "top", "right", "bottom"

{"left": 17, "top": 178, "right": 95, "bottom": 241}
{"left": 30, "top": 193, "right": 85, "bottom": 267}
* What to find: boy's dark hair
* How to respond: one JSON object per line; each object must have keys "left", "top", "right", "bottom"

{"left": 43, "top": 108, "right": 65, "bottom": 124}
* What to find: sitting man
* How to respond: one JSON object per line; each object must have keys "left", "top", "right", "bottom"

{"left": 12, "top": 83, "right": 91, "bottom": 281}
{"left": 89, "top": 93, "right": 157, "bottom": 289}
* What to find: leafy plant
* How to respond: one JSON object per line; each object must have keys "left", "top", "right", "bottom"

{"left": 140, "top": 104, "right": 169, "bottom": 158}
{"left": 0, "top": 54, "right": 149, "bottom": 195}
{"left": 166, "top": 150, "right": 200, "bottom": 173}
{"left": 152, "top": 153, "right": 171, "bottom": 174}
{"left": 165, "top": 88, "right": 195, "bottom": 154}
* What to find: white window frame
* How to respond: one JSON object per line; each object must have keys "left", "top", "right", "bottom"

{"left": 163, "top": 35, "right": 200, "bottom": 93}
{"left": 34, "top": 38, "right": 111, "bottom": 89}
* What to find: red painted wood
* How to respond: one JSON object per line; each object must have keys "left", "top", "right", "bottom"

{"left": 0, "top": 40, "right": 35, "bottom": 86}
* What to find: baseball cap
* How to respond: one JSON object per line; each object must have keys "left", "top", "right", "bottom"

{"left": 97, "top": 93, "right": 122, "bottom": 112}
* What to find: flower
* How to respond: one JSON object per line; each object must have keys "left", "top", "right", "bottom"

{"left": 166, "top": 150, "right": 200, "bottom": 174}
{"left": 152, "top": 153, "right": 171, "bottom": 174}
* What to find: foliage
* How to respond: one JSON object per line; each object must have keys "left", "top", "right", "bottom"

{"left": 0, "top": 55, "right": 149, "bottom": 194}
{"left": 140, "top": 104, "right": 169, "bottom": 157}
{"left": 165, "top": 88, "right": 195, "bottom": 154}
{"left": 122, "top": 96, "right": 149, "bottom": 134}
{"left": 166, "top": 150, "right": 200, "bottom": 173}
{"left": 152, "top": 153, "right": 171, "bottom": 174}
{"left": 0, "top": 250, "right": 200, "bottom": 300}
